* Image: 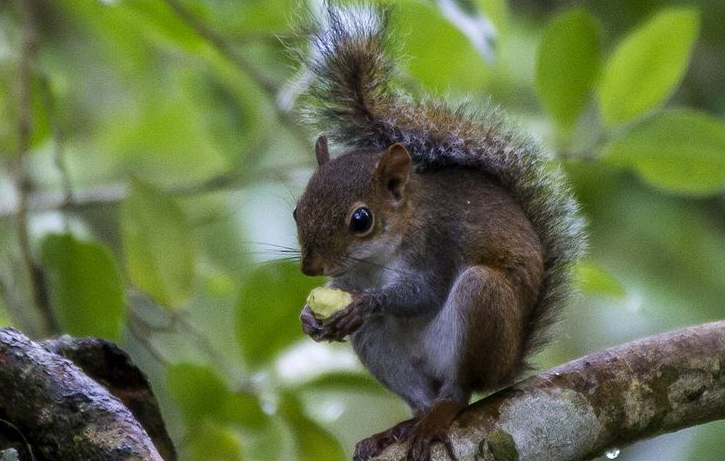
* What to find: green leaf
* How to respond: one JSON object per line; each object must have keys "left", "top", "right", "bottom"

{"left": 293, "top": 372, "right": 388, "bottom": 395}
{"left": 121, "top": 0, "right": 204, "bottom": 52}
{"left": 222, "top": 393, "right": 269, "bottom": 430}
{"left": 121, "top": 181, "right": 196, "bottom": 308}
{"left": 40, "top": 233, "right": 125, "bottom": 340}
{"left": 166, "top": 363, "right": 230, "bottom": 426}
{"left": 235, "top": 261, "right": 321, "bottom": 368}
{"left": 396, "top": 1, "right": 493, "bottom": 93}
{"left": 436, "top": 0, "right": 498, "bottom": 64}
{"left": 0, "top": 304, "right": 10, "bottom": 327}
{"left": 475, "top": 0, "right": 508, "bottom": 33}
{"left": 279, "top": 393, "right": 346, "bottom": 461}
{"left": 535, "top": 8, "right": 602, "bottom": 132}
{"left": 598, "top": 8, "right": 700, "bottom": 126}
{"left": 573, "top": 261, "right": 626, "bottom": 298}
{"left": 601, "top": 109, "right": 725, "bottom": 195}
{"left": 187, "top": 420, "right": 243, "bottom": 461}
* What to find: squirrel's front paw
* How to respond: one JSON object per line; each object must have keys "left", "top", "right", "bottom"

{"left": 319, "top": 296, "right": 372, "bottom": 341}
{"left": 300, "top": 305, "right": 327, "bottom": 342}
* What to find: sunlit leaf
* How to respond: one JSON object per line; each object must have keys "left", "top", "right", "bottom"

{"left": 601, "top": 109, "right": 725, "bottom": 195}
{"left": 121, "top": 0, "right": 204, "bottom": 52}
{"left": 121, "top": 181, "right": 196, "bottom": 309}
{"left": 293, "top": 372, "right": 388, "bottom": 395}
{"left": 188, "top": 419, "right": 243, "bottom": 461}
{"left": 535, "top": 8, "right": 602, "bottom": 133}
{"left": 475, "top": 0, "right": 508, "bottom": 33}
{"left": 598, "top": 8, "right": 700, "bottom": 126}
{"left": 279, "top": 393, "right": 346, "bottom": 461}
{"left": 396, "top": 1, "right": 493, "bottom": 93}
{"left": 166, "top": 363, "right": 230, "bottom": 426}
{"left": 436, "top": 0, "right": 498, "bottom": 64}
{"left": 573, "top": 261, "right": 626, "bottom": 298}
{"left": 40, "top": 233, "right": 125, "bottom": 340}
{"left": 235, "top": 261, "right": 321, "bottom": 367}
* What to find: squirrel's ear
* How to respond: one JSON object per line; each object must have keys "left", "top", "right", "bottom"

{"left": 375, "top": 143, "right": 411, "bottom": 201}
{"left": 315, "top": 136, "right": 330, "bottom": 167}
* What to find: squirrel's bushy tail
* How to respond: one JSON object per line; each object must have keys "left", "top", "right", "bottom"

{"left": 299, "top": 3, "right": 586, "bottom": 358}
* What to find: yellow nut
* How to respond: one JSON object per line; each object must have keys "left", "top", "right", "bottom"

{"left": 306, "top": 287, "right": 353, "bottom": 320}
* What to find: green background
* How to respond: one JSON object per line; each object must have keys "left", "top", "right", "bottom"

{"left": 1, "top": 0, "right": 724, "bottom": 460}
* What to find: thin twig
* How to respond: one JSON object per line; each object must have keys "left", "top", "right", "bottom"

{"left": 38, "top": 76, "right": 74, "bottom": 211}
{"left": 0, "top": 161, "right": 306, "bottom": 219}
{"left": 0, "top": 417, "right": 36, "bottom": 461}
{"left": 127, "top": 294, "right": 256, "bottom": 394}
{"left": 14, "top": 0, "right": 58, "bottom": 336}
{"left": 126, "top": 312, "right": 171, "bottom": 366}
{"left": 158, "top": 0, "right": 311, "bottom": 145}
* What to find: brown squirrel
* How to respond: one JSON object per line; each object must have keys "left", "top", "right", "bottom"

{"left": 292, "top": 4, "right": 585, "bottom": 461}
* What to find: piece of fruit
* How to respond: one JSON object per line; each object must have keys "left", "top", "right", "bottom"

{"left": 306, "top": 287, "right": 353, "bottom": 320}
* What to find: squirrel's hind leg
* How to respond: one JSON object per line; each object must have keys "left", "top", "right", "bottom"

{"left": 407, "top": 264, "right": 526, "bottom": 461}
{"left": 350, "top": 316, "right": 438, "bottom": 459}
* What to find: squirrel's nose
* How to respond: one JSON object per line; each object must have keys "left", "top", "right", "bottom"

{"left": 301, "top": 253, "right": 324, "bottom": 276}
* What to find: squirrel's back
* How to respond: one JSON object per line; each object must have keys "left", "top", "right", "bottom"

{"left": 297, "top": 3, "right": 586, "bottom": 359}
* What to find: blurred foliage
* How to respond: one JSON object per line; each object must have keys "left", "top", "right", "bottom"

{"left": 0, "top": 0, "right": 724, "bottom": 460}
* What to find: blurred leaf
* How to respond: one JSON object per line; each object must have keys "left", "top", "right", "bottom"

{"left": 40, "top": 233, "right": 125, "bottom": 340}
{"left": 235, "top": 261, "right": 321, "bottom": 368}
{"left": 475, "top": 0, "right": 508, "bottom": 33}
{"left": 166, "top": 363, "right": 229, "bottom": 426}
{"left": 0, "top": 63, "right": 18, "bottom": 158}
{"left": 222, "top": 393, "right": 269, "bottom": 430}
{"left": 598, "top": 8, "right": 700, "bottom": 126}
{"left": 29, "top": 74, "right": 51, "bottom": 149}
{"left": 573, "top": 261, "right": 626, "bottom": 298}
{"left": 396, "top": 1, "right": 492, "bottom": 93}
{"left": 279, "top": 393, "right": 346, "bottom": 461}
{"left": 121, "top": 181, "right": 196, "bottom": 309}
{"left": 106, "top": 95, "right": 230, "bottom": 184}
{"left": 535, "top": 8, "right": 602, "bottom": 133}
{"left": 0, "top": 305, "right": 10, "bottom": 327}
{"left": 180, "top": 69, "right": 261, "bottom": 163}
{"left": 227, "top": 0, "right": 292, "bottom": 35}
{"left": 436, "top": 0, "right": 498, "bottom": 64}
{"left": 188, "top": 419, "right": 243, "bottom": 461}
{"left": 121, "top": 0, "right": 205, "bottom": 52}
{"left": 601, "top": 109, "right": 725, "bottom": 195}
{"left": 293, "top": 372, "right": 388, "bottom": 395}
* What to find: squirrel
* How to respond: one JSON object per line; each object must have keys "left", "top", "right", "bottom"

{"left": 292, "top": 4, "right": 585, "bottom": 461}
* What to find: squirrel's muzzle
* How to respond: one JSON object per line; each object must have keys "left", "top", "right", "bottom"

{"left": 301, "top": 251, "right": 324, "bottom": 276}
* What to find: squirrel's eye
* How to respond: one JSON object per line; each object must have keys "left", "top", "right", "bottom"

{"left": 349, "top": 207, "right": 373, "bottom": 235}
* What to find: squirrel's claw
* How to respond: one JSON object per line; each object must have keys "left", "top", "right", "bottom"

{"left": 300, "top": 305, "right": 325, "bottom": 342}
{"left": 320, "top": 298, "right": 368, "bottom": 341}
{"left": 353, "top": 418, "right": 417, "bottom": 461}
{"left": 405, "top": 400, "right": 463, "bottom": 461}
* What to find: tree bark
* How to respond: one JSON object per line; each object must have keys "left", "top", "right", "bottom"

{"left": 1, "top": 321, "right": 724, "bottom": 461}
{"left": 0, "top": 328, "right": 166, "bottom": 461}
{"left": 373, "top": 320, "right": 725, "bottom": 461}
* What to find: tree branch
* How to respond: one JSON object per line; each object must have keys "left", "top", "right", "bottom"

{"left": 0, "top": 328, "right": 166, "bottom": 461}
{"left": 373, "top": 320, "right": 725, "bottom": 461}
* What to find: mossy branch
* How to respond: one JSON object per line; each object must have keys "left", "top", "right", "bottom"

{"left": 373, "top": 320, "right": 725, "bottom": 461}
{"left": 0, "top": 328, "right": 171, "bottom": 461}
{"left": 1, "top": 321, "right": 724, "bottom": 461}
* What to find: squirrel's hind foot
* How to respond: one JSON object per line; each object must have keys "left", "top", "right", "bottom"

{"left": 353, "top": 417, "right": 418, "bottom": 461}
{"left": 406, "top": 399, "right": 465, "bottom": 461}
